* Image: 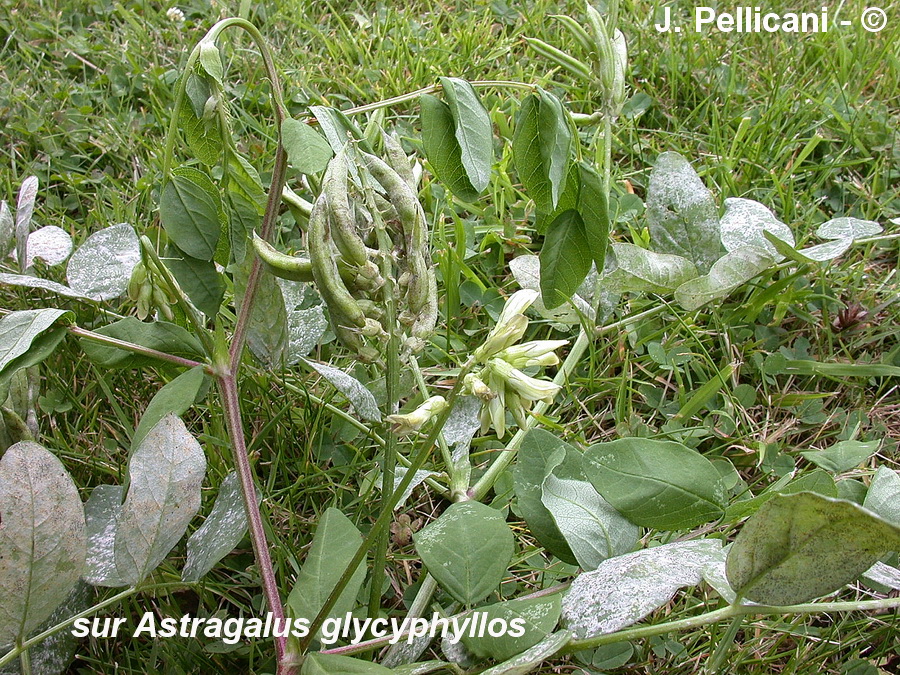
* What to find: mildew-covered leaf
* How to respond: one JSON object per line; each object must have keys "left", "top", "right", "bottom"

{"left": 562, "top": 540, "right": 723, "bottom": 638}
{"left": 478, "top": 630, "right": 571, "bottom": 675}
{"left": 66, "top": 223, "right": 141, "bottom": 300}
{"left": 541, "top": 473, "right": 638, "bottom": 570}
{"left": 280, "top": 280, "right": 327, "bottom": 363}
{"left": 82, "top": 485, "right": 125, "bottom": 587}
{"left": 719, "top": 198, "right": 794, "bottom": 258}
{"left": 15, "top": 177, "right": 38, "bottom": 270}
{"left": 726, "top": 492, "right": 900, "bottom": 605}
{"left": 861, "top": 561, "right": 900, "bottom": 590}
{"left": 583, "top": 437, "right": 727, "bottom": 531}
{"left": 83, "top": 415, "right": 205, "bottom": 587}
{"left": 415, "top": 501, "right": 513, "bottom": 605}
{"left": 0, "top": 442, "right": 86, "bottom": 645}
{"left": 114, "top": 415, "right": 206, "bottom": 585}
{"left": 25, "top": 226, "right": 72, "bottom": 269}
{"left": 381, "top": 467, "right": 441, "bottom": 509}
{"left": 462, "top": 594, "right": 562, "bottom": 661}
{"left": 645, "top": 152, "right": 723, "bottom": 273}
{"left": 816, "top": 217, "right": 882, "bottom": 240}
{"left": 604, "top": 242, "right": 698, "bottom": 293}
{"left": 0, "top": 201, "right": 13, "bottom": 258}
{"left": 0, "top": 309, "right": 71, "bottom": 401}
{"left": 442, "top": 395, "right": 482, "bottom": 463}
{"left": 182, "top": 472, "right": 251, "bottom": 582}
{"left": 0, "top": 274, "right": 88, "bottom": 300}
{"left": 303, "top": 359, "right": 381, "bottom": 422}
{"left": 509, "top": 254, "right": 597, "bottom": 325}
{"left": 862, "top": 466, "right": 900, "bottom": 525}
{"left": 673, "top": 246, "right": 774, "bottom": 311}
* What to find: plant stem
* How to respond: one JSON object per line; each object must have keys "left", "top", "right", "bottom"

{"left": 368, "top": 225, "right": 402, "bottom": 617}
{"left": 216, "top": 374, "right": 289, "bottom": 672}
{"left": 17, "top": 639, "right": 30, "bottom": 675}
{"left": 297, "top": 357, "right": 478, "bottom": 654}
{"left": 0, "top": 583, "right": 188, "bottom": 669}
{"left": 563, "top": 595, "right": 900, "bottom": 653}
{"left": 67, "top": 325, "right": 208, "bottom": 371}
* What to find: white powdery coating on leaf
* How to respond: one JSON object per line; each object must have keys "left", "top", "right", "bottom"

{"left": 25, "top": 226, "right": 73, "bottom": 269}
{"left": 442, "top": 396, "right": 482, "bottom": 463}
{"left": 862, "top": 562, "right": 900, "bottom": 590}
{"left": 385, "top": 467, "right": 440, "bottom": 509}
{"left": 510, "top": 254, "right": 595, "bottom": 325}
{"left": 720, "top": 198, "right": 794, "bottom": 257}
{"left": 66, "top": 223, "right": 141, "bottom": 300}
{"left": 0, "top": 273, "right": 88, "bottom": 299}
{"left": 562, "top": 539, "right": 722, "bottom": 638}
{"left": 816, "top": 217, "right": 882, "bottom": 241}
{"left": 83, "top": 485, "right": 126, "bottom": 586}
{"left": 279, "top": 279, "right": 328, "bottom": 364}
{"left": 303, "top": 359, "right": 382, "bottom": 422}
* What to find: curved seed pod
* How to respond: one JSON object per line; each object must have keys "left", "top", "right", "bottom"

{"left": 411, "top": 265, "right": 438, "bottom": 341}
{"left": 252, "top": 233, "right": 315, "bottom": 282}
{"left": 372, "top": 192, "right": 400, "bottom": 224}
{"left": 136, "top": 282, "right": 153, "bottom": 320}
{"left": 356, "top": 299, "right": 384, "bottom": 321}
{"left": 382, "top": 130, "right": 416, "bottom": 190}
{"left": 360, "top": 152, "right": 426, "bottom": 253}
{"left": 324, "top": 151, "right": 370, "bottom": 267}
{"left": 127, "top": 262, "right": 148, "bottom": 301}
{"left": 308, "top": 194, "right": 367, "bottom": 334}
{"left": 404, "top": 251, "right": 431, "bottom": 313}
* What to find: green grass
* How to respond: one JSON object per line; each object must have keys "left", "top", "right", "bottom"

{"left": 1, "top": 0, "right": 899, "bottom": 673}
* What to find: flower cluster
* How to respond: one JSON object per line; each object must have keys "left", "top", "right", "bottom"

{"left": 166, "top": 6, "right": 185, "bottom": 23}
{"left": 464, "top": 289, "right": 567, "bottom": 437}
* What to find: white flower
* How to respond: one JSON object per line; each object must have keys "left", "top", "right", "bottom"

{"left": 386, "top": 396, "right": 447, "bottom": 435}
{"left": 166, "top": 7, "right": 185, "bottom": 22}
{"left": 464, "top": 289, "right": 567, "bottom": 438}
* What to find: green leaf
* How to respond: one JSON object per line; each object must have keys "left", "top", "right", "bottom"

{"left": 132, "top": 366, "right": 207, "bottom": 451}
{"left": 182, "top": 472, "right": 252, "bottom": 582}
{"left": 673, "top": 246, "right": 774, "bottom": 311}
{"left": 779, "top": 469, "right": 837, "bottom": 497}
{"left": 303, "top": 359, "right": 381, "bottom": 422}
{"left": 310, "top": 106, "right": 369, "bottom": 154}
{"left": 66, "top": 223, "right": 141, "bottom": 301}
{"left": 0, "top": 309, "right": 71, "bottom": 400}
{"left": 562, "top": 540, "right": 723, "bottom": 638}
{"left": 79, "top": 317, "right": 206, "bottom": 369}
{"left": 645, "top": 152, "right": 723, "bottom": 273}
{"left": 537, "top": 89, "right": 572, "bottom": 209}
{"left": 439, "top": 77, "right": 493, "bottom": 193}
{"left": 478, "top": 630, "right": 571, "bottom": 675}
{"left": 513, "top": 429, "right": 580, "bottom": 564}
{"left": 539, "top": 209, "right": 592, "bottom": 310}
{"left": 583, "top": 437, "right": 727, "bottom": 531}
{"left": 726, "top": 492, "right": 900, "bottom": 605}
{"left": 799, "top": 440, "right": 881, "bottom": 474}
{"left": 604, "top": 243, "right": 698, "bottom": 294}
{"left": 0, "top": 442, "right": 86, "bottom": 646}
{"left": 282, "top": 118, "right": 334, "bottom": 175}
{"left": 509, "top": 254, "right": 598, "bottom": 326}
{"left": 420, "top": 94, "right": 480, "bottom": 202}
{"left": 300, "top": 653, "right": 393, "bottom": 675}
{"left": 159, "top": 172, "right": 221, "bottom": 261}
{"left": 415, "top": 501, "right": 514, "bottom": 605}
{"left": 863, "top": 467, "right": 900, "bottom": 525}
{"left": 287, "top": 508, "right": 366, "bottom": 639}
{"left": 577, "top": 163, "right": 609, "bottom": 269}
{"left": 512, "top": 95, "right": 551, "bottom": 213}
{"left": 83, "top": 415, "right": 205, "bottom": 586}
{"left": 541, "top": 472, "right": 638, "bottom": 571}
{"left": 179, "top": 78, "right": 222, "bottom": 167}
{"left": 163, "top": 243, "right": 225, "bottom": 318}
{"left": 198, "top": 42, "right": 224, "bottom": 83}
{"left": 462, "top": 594, "right": 562, "bottom": 661}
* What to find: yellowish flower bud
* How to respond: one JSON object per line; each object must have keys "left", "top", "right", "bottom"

{"left": 495, "top": 339, "right": 569, "bottom": 368}
{"left": 386, "top": 395, "right": 447, "bottom": 435}
{"left": 489, "top": 359, "right": 561, "bottom": 404}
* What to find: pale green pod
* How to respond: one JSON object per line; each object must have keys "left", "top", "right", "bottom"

{"left": 252, "top": 233, "right": 315, "bottom": 282}
{"left": 382, "top": 130, "right": 416, "bottom": 190}
{"left": 324, "top": 150, "right": 370, "bottom": 268}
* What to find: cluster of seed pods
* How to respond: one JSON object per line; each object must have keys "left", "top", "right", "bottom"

{"left": 254, "top": 135, "right": 438, "bottom": 361}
